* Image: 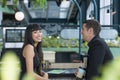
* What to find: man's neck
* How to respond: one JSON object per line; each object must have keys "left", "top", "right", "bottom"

{"left": 88, "top": 35, "right": 95, "bottom": 43}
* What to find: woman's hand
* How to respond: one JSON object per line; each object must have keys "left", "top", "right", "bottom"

{"left": 43, "top": 72, "right": 48, "bottom": 80}
{"left": 41, "top": 71, "right": 48, "bottom": 80}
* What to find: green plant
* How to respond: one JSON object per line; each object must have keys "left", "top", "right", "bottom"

{"left": 0, "top": 51, "right": 20, "bottom": 80}
{"left": 0, "top": 0, "right": 17, "bottom": 7}
{"left": 42, "top": 36, "right": 120, "bottom": 48}
{"left": 0, "top": 51, "right": 36, "bottom": 80}
{"left": 105, "top": 36, "right": 120, "bottom": 47}
{"left": 42, "top": 36, "right": 80, "bottom": 48}
{"left": 42, "top": 36, "right": 62, "bottom": 48}
{"left": 93, "top": 57, "right": 120, "bottom": 80}
{"left": 0, "top": 0, "right": 47, "bottom": 9}
{"left": 32, "top": 0, "right": 47, "bottom": 9}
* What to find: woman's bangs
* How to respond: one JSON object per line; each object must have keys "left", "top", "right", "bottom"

{"left": 31, "top": 24, "right": 41, "bottom": 31}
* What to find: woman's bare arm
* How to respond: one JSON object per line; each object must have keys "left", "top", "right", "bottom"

{"left": 23, "top": 44, "right": 48, "bottom": 80}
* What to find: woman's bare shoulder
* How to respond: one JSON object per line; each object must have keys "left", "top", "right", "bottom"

{"left": 24, "top": 44, "right": 34, "bottom": 49}
{"left": 23, "top": 44, "right": 34, "bottom": 57}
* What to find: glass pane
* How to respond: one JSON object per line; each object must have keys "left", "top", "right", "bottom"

{"left": 6, "top": 29, "right": 24, "bottom": 42}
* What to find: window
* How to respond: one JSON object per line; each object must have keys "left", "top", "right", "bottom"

{"left": 6, "top": 29, "right": 25, "bottom": 42}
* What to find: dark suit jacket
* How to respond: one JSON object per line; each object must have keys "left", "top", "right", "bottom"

{"left": 86, "top": 36, "right": 113, "bottom": 80}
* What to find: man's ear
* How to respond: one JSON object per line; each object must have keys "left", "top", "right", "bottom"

{"left": 88, "top": 28, "right": 93, "bottom": 34}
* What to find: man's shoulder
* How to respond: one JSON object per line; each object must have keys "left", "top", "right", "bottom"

{"left": 93, "top": 37, "right": 106, "bottom": 45}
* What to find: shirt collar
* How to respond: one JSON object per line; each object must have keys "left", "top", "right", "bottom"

{"left": 88, "top": 35, "right": 99, "bottom": 47}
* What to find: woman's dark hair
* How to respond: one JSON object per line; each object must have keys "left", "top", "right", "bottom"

{"left": 22, "top": 24, "right": 43, "bottom": 75}
{"left": 83, "top": 19, "right": 101, "bottom": 36}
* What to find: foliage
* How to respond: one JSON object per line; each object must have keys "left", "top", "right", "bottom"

{"left": 32, "top": 0, "right": 47, "bottom": 10}
{"left": 93, "top": 57, "right": 120, "bottom": 80}
{"left": 42, "top": 36, "right": 120, "bottom": 48}
{"left": 105, "top": 36, "right": 120, "bottom": 47}
{"left": 42, "top": 36, "right": 80, "bottom": 48}
{"left": 0, "top": 0, "right": 47, "bottom": 10}
{"left": 0, "top": 51, "right": 35, "bottom": 80}
{"left": 0, "top": 51, "right": 20, "bottom": 80}
{"left": 0, "top": 0, "right": 17, "bottom": 7}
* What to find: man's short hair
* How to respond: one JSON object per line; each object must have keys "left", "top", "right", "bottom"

{"left": 83, "top": 19, "right": 101, "bottom": 36}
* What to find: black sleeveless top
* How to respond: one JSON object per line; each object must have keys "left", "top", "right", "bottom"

{"left": 19, "top": 50, "right": 40, "bottom": 80}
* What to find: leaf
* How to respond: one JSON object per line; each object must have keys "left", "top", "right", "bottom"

{"left": 1, "top": 0, "right": 47, "bottom": 10}
{"left": 2, "top": 0, "right": 7, "bottom": 7}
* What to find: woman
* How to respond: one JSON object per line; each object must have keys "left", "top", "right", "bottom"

{"left": 19, "top": 24, "right": 48, "bottom": 80}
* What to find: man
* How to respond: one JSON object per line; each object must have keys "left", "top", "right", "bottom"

{"left": 81, "top": 19, "right": 113, "bottom": 80}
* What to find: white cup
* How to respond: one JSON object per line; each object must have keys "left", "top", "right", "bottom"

{"left": 76, "top": 67, "right": 86, "bottom": 78}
